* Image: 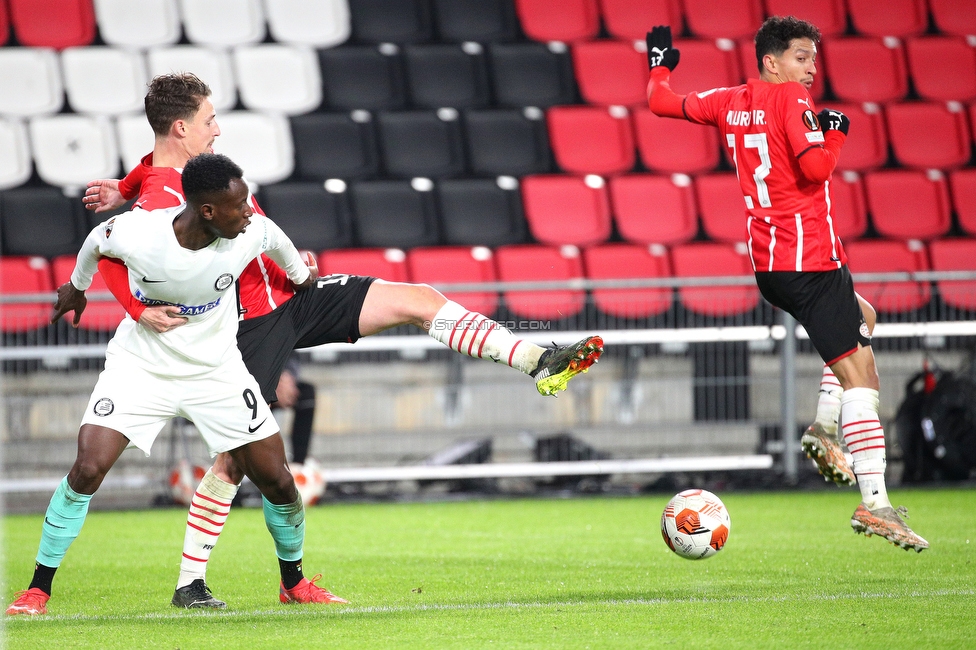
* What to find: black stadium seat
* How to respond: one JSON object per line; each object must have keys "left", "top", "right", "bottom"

{"left": 257, "top": 181, "right": 355, "bottom": 251}
{"left": 376, "top": 109, "right": 466, "bottom": 179}
{"left": 319, "top": 44, "right": 408, "bottom": 111}
{"left": 348, "top": 0, "right": 433, "bottom": 44}
{"left": 350, "top": 178, "right": 440, "bottom": 248}
{"left": 403, "top": 43, "right": 491, "bottom": 109}
{"left": 488, "top": 42, "right": 577, "bottom": 108}
{"left": 437, "top": 177, "right": 527, "bottom": 247}
{"left": 0, "top": 187, "right": 87, "bottom": 257}
{"left": 290, "top": 111, "right": 380, "bottom": 181}
{"left": 431, "top": 0, "right": 518, "bottom": 43}
{"left": 464, "top": 108, "right": 551, "bottom": 177}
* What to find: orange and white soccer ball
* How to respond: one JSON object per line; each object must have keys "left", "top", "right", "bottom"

{"left": 661, "top": 489, "right": 731, "bottom": 560}
{"left": 290, "top": 459, "right": 327, "bottom": 505}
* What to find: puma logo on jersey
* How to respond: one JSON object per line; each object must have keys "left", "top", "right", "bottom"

{"left": 797, "top": 97, "right": 811, "bottom": 107}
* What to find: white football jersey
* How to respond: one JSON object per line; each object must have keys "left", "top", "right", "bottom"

{"left": 71, "top": 205, "right": 309, "bottom": 376}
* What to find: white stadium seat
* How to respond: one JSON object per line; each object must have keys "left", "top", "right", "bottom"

{"left": 93, "top": 0, "right": 181, "bottom": 48}
{"left": 0, "top": 118, "right": 32, "bottom": 190}
{"left": 147, "top": 46, "right": 237, "bottom": 111}
{"left": 29, "top": 115, "right": 120, "bottom": 190}
{"left": 265, "top": 0, "right": 351, "bottom": 48}
{"left": 213, "top": 111, "right": 294, "bottom": 186}
{"left": 233, "top": 44, "right": 322, "bottom": 115}
{"left": 180, "top": 0, "right": 266, "bottom": 47}
{"left": 116, "top": 113, "right": 157, "bottom": 174}
{"left": 61, "top": 47, "right": 148, "bottom": 115}
{"left": 0, "top": 48, "right": 64, "bottom": 117}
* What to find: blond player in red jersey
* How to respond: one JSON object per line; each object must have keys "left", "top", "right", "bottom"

{"left": 647, "top": 17, "right": 926, "bottom": 551}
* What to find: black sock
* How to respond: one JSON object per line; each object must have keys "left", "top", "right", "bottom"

{"left": 279, "top": 558, "right": 304, "bottom": 590}
{"left": 28, "top": 563, "right": 57, "bottom": 596}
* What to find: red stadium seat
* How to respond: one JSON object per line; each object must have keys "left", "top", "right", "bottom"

{"left": 680, "top": 0, "right": 763, "bottom": 40}
{"left": 521, "top": 174, "right": 612, "bottom": 246}
{"left": 737, "top": 38, "right": 825, "bottom": 101}
{"left": 494, "top": 244, "right": 585, "bottom": 321}
{"left": 828, "top": 171, "right": 869, "bottom": 241}
{"left": 609, "top": 173, "right": 698, "bottom": 245}
{"left": 844, "top": 239, "right": 931, "bottom": 313}
{"left": 763, "top": 0, "right": 847, "bottom": 37}
{"left": 930, "top": 0, "right": 976, "bottom": 38}
{"left": 0, "top": 0, "right": 9, "bottom": 45}
{"left": 0, "top": 256, "right": 53, "bottom": 333}
{"left": 514, "top": 0, "right": 599, "bottom": 43}
{"left": 831, "top": 102, "right": 888, "bottom": 172}
{"left": 695, "top": 173, "right": 748, "bottom": 243}
{"left": 599, "top": 0, "right": 683, "bottom": 41}
{"left": 667, "top": 38, "right": 741, "bottom": 95}
{"left": 670, "top": 242, "right": 759, "bottom": 317}
{"left": 633, "top": 107, "right": 720, "bottom": 174}
{"left": 949, "top": 168, "right": 976, "bottom": 237}
{"left": 864, "top": 170, "right": 952, "bottom": 240}
{"left": 546, "top": 105, "right": 636, "bottom": 175}
{"left": 406, "top": 246, "right": 499, "bottom": 316}
{"left": 822, "top": 37, "right": 908, "bottom": 104}
{"left": 846, "top": 0, "right": 927, "bottom": 38}
{"left": 9, "top": 0, "right": 96, "bottom": 49}
{"left": 886, "top": 101, "right": 971, "bottom": 170}
{"left": 906, "top": 37, "right": 976, "bottom": 103}
{"left": 583, "top": 243, "right": 673, "bottom": 318}
{"left": 572, "top": 39, "right": 648, "bottom": 106}
{"left": 51, "top": 255, "right": 126, "bottom": 331}
{"left": 318, "top": 247, "right": 408, "bottom": 282}
{"left": 929, "top": 238, "right": 976, "bottom": 312}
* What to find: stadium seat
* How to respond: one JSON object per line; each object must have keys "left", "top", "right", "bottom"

{"left": 60, "top": 46, "right": 147, "bottom": 115}
{"left": 93, "top": 0, "right": 180, "bottom": 48}
{"left": 695, "top": 173, "right": 748, "bottom": 243}
{"left": 0, "top": 186, "right": 86, "bottom": 257}
{"left": 51, "top": 255, "right": 125, "bottom": 331}
{"left": 546, "top": 105, "right": 635, "bottom": 175}
{"left": 680, "top": 0, "right": 763, "bottom": 40}
{"left": 929, "top": 238, "right": 976, "bottom": 312}
{"left": 350, "top": 178, "right": 440, "bottom": 248}
{"left": 9, "top": 0, "right": 96, "bottom": 49}
{"left": 233, "top": 44, "right": 323, "bottom": 115}
{"left": 319, "top": 44, "right": 408, "bottom": 111}
{"left": 520, "top": 174, "right": 612, "bottom": 246}
{"left": 493, "top": 244, "right": 586, "bottom": 321}
{"left": 376, "top": 109, "right": 466, "bottom": 179}
{"left": 147, "top": 46, "right": 237, "bottom": 111}
{"left": 670, "top": 242, "right": 759, "bottom": 317}
{"left": 488, "top": 42, "right": 577, "bottom": 109}
{"left": 930, "top": 0, "right": 976, "bottom": 38}
{"left": 115, "top": 114, "right": 156, "bottom": 175}
{"left": 264, "top": 0, "right": 351, "bottom": 48}
{"left": 407, "top": 246, "right": 499, "bottom": 316}
{"left": 844, "top": 239, "right": 931, "bottom": 313}
{"left": 583, "top": 242, "right": 673, "bottom": 319}
{"left": 0, "top": 0, "right": 8, "bottom": 45}
{"left": 599, "top": 0, "right": 682, "bottom": 41}
{"left": 28, "top": 115, "right": 119, "bottom": 189}
{"left": 0, "top": 256, "right": 54, "bottom": 334}
{"left": 348, "top": 0, "right": 433, "bottom": 43}
{"left": 0, "top": 118, "right": 32, "bottom": 191}
{"left": 864, "top": 169, "right": 952, "bottom": 240}
{"left": 828, "top": 171, "right": 869, "bottom": 241}
{"left": 831, "top": 102, "right": 888, "bottom": 172}
{"left": 213, "top": 112, "right": 294, "bottom": 186}
{"left": 633, "top": 107, "right": 720, "bottom": 174}
{"left": 737, "top": 37, "right": 825, "bottom": 101}
{"left": 257, "top": 181, "right": 355, "bottom": 251}
{"left": 438, "top": 176, "right": 528, "bottom": 247}
{"left": 403, "top": 43, "right": 491, "bottom": 109}
{"left": 464, "top": 108, "right": 551, "bottom": 177}
{"left": 432, "top": 0, "right": 518, "bottom": 42}
{"left": 667, "top": 38, "right": 741, "bottom": 96}
{"left": 0, "top": 48, "right": 60, "bottom": 116}
{"left": 609, "top": 173, "right": 698, "bottom": 245}
{"left": 290, "top": 111, "right": 380, "bottom": 181}
{"left": 318, "top": 247, "right": 409, "bottom": 281}
{"left": 822, "top": 37, "right": 908, "bottom": 104}
{"left": 514, "top": 0, "right": 599, "bottom": 43}
{"left": 180, "top": 0, "right": 266, "bottom": 46}
{"left": 762, "top": 0, "right": 847, "bottom": 37}
{"left": 950, "top": 169, "right": 976, "bottom": 237}
{"left": 846, "top": 0, "right": 927, "bottom": 38}
{"left": 886, "top": 101, "right": 971, "bottom": 170}
{"left": 571, "top": 39, "right": 648, "bottom": 107}
{"left": 905, "top": 37, "right": 976, "bottom": 103}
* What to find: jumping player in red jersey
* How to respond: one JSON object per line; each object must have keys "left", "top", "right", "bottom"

{"left": 80, "top": 73, "right": 605, "bottom": 609}
{"left": 646, "top": 17, "right": 927, "bottom": 551}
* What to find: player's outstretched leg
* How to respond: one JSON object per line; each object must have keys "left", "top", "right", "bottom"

{"left": 530, "top": 336, "right": 605, "bottom": 397}
{"left": 801, "top": 365, "right": 855, "bottom": 486}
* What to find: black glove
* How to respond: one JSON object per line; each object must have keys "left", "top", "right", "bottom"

{"left": 646, "top": 26, "right": 680, "bottom": 71}
{"left": 818, "top": 108, "right": 850, "bottom": 135}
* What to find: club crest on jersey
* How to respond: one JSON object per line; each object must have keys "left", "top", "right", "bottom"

{"left": 802, "top": 109, "right": 820, "bottom": 131}
{"left": 214, "top": 273, "right": 234, "bottom": 292}
{"left": 93, "top": 398, "right": 114, "bottom": 416}
{"left": 104, "top": 218, "right": 116, "bottom": 238}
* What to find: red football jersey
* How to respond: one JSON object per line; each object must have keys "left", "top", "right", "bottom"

{"left": 684, "top": 79, "right": 847, "bottom": 272}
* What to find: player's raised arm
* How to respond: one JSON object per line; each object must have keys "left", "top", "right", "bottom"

{"left": 645, "top": 26, "right": 687, "bottom": 119}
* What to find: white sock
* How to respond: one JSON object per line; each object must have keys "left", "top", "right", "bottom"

{"left": 814, "top": 365, "right": 843, "bottom": 436}
{"left": 176, "top": 468, "right": 239, "bottom": 589}
{"left": 428, "top": 301, "right": 545, "bottom": 375}
{"left": 840, "top": 388, "right": 891, "bottom": 510}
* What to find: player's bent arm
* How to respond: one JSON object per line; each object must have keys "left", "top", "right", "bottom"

{"left": 97, "top": 257, "right": 187, "bottom": 333}
{"left": 117, "top": 153, "right": 151, "bottom": 201}
{"left": 797, "top": 131, "right": 845, "bottom": 184}
{"left": 646, "top": 68, "right": 688, "bottom": 120}
{"left": 68, "top": 225, "right": 111, "bottom": 292}
{"left": 261, "top": 218, "right": 314, "bottom": 289}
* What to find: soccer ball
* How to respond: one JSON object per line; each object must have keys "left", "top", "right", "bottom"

{"left": 661, "top": 489, "right": 731, "bottom": 560}
{"left": 291, "top": 459, "right": 327, "bottom": 505}
{"left": 169, "top": 460, "right": 207, "bottom": 506}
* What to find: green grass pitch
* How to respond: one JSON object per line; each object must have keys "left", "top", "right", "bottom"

{"left": 4, "top": 488, "right": 975, "bottom": 649}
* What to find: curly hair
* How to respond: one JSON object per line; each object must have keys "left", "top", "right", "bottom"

{"left": 144, "top": 73, "right": 212, "bottom": 136}
{"left": 754, "top": 16, "right": 822, "bottom": 74}
{"left": 182, "top": 153, "right": 244, "bottom": 203}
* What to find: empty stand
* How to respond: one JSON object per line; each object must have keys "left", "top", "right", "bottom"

{"left": 846, "top": 0, "right": 927, "bottom": 38}
{"left": 670, "top": 242, "right": 759, "bottom": 317}
{"left": 584, "top": 243, "right": 673, "bottom": 319}
{"left": 831, "top": 102, "right": 888, "bottom": 172}
{"left": 9, "top": 0, "right": 96, "bottom": 49}
{"left": 0, "top": 48, "right": 63, "bottom": 117}
{"left": 93, "top": 0, "right": 180, "bottom": 48}
{"left": 290, "top": 111, "right": 380, "bottom": 180}
{"left": 377, "top": 109, "right": 466, "bottom": 179}
{"left": 929, "top": 238, "right": 976, "bottom": 312}
{"left": 318, "top": 247, "right": 408, "bottom": 281}
{"left": 864, "top": 170, "right": 952, "bottom": 240}
{"left": 264, "top": 0, "right": 351, "bottom": 48}
{"left": 349, "top": 0, "right": 433, "bottom": 43}
{"left": 0, "top": 118, "right": 32, "bottom": 191}
{"left": 906, "top": 37, "right": 976, "bottom": 103}
{"left": 514, "top": 0, "right": 599, "bottom": 43}
{"left": 493, "top": 244, "right": 585, "bottom": 321}
{"left": 949, "top": 168, "right": 976, "bottom": 237}
{"left": 521, "top": 174, "right": 611, "bottom": 246}
{"left": 432, "top": 0, "right": 518, "bottom": 43}
{"left": 437, "top": 177, "right": 527, "bottom": 247}
{"left": 845, "top": 239, "right": 931, "bottom": 313}
{"left": 319, "top": 44, "right": 408, "bottom": 111}
{"left": 407, "top": 246, "right": 499, "bottom": 315}
{"left": 827, "top": 172, "right": 868, "bottom": 240}
{"left": 599, "top": 0, "right": 682, "bottom": 41}
{"left": 61, "top": 46, "right": 147, "bottom": 115}
{"left": 886, "top": 101, "right": 971, "bottom": 170}
{"left": 609, "top": 173, "right": 698, "bottom": 245}
{"left": 763, "top": 0, "right": 847, "bottom": 37}
{"left": 633, "top": 107, "right": 720, "bottom": 174}
{"left": 147, "top": 46, "right": 237, "bottom": 111}
{"left": 667, "top": 38, "right": 741, "bottom": 96}
{"left": 115, "top": 114, "right": 156, "bottom": 175}
{"left": 822, "top": 37, "right": 908, "bottom": 104}
{"left": 180, "top": 0, "right": 266, "bottom": 46}
{"left": 488, "top": 42, "right": 577, "bottom": 108}
{"left": 51, "top": 255, "right": 125, "bottom": 331}
{"left": 681, "top": 0, "right": 763, "bottom": 40}
{"left": 350, "top": 178, "right": 440, "bottom": 248}
{"left": 546, "top": 105, "right": 635, "bottom": 175}
{"left": 403, "top": 43, "right": 491, "bottom": 109}
{"left": 464, "top": 108, "right": 550, "bottom": 177}
{"left": 214, "top": 111, "right": 294, "bottom": 185}
{"left": 233, "top": 44, "right": 323, "bottom": 115}
{"left": 0, "top": 187, "right": 86, "bottom": 257}
{"left": 930, "top": 0, "right": 976, "bottom": 38}
{"left": 695, "top": 173, "right": 748, "bottom": 243}
{"left": 572, "top": 39, "right": 648, "bottom": 107}
{"left": 29, "top": 115, "right": 119, "bottom": 189}
{"left": 257, "top": 182, "right": 355, "bottom": 251}
{"left": 0, "top": 256, "right": 54, "bottom": 334}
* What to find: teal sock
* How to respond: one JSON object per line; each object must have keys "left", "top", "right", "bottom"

{"left": 262, "top": 495, "right": 305, "bottom": 562}
{"left": 36, "top": 477, "right": 92, "bottom": 568}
